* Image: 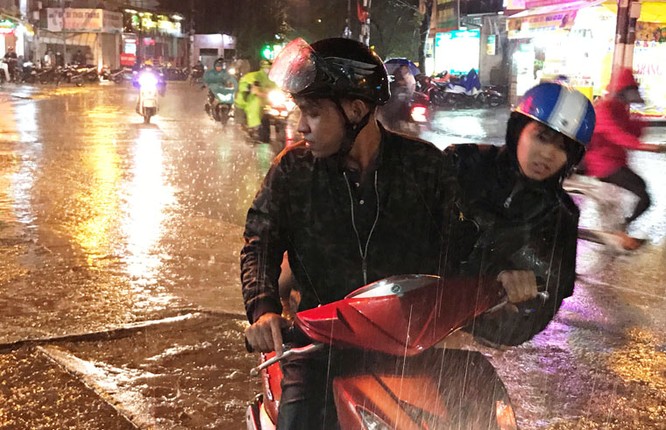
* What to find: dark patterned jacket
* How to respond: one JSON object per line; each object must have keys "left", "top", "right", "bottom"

{"left": 241, "top": 127, "right": 458, "bottom": 323}
{"left": 444, "top": 144, "right": 579, "bottom": 346}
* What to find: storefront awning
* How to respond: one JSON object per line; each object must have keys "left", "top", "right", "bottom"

{"left": 507, "top": 0, "right": 606, "bottom": 39}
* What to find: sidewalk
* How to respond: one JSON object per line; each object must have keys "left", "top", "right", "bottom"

{"left": 1, "top": 311, "right": 257, "bottom": 429}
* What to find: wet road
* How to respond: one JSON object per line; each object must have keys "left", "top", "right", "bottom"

{"left": 1, "top": 82, "right": 665, "bottom": 429}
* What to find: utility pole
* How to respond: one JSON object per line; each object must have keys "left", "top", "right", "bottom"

{"left": 61, "top": 0, "right": 66, "bottom": 64}
{"left": 359, "top": 0, "right": 371, "bottom": 47}
{"left": 188, "top": 0, "right": 194, "bottom": 68}
{"left": 342, "top": 0, "right": 352, "bottom": 38}
{"left": 611, "top": 0, "right": 641, "bottom": 72}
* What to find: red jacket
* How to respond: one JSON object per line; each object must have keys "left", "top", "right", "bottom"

{"left": 584, "top": 69, "right": 645, "bottom": 178}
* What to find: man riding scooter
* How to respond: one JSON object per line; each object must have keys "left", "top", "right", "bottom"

{"left": 234, "top": 60, "right": 277, "bottom": 142}
{"left": 203, "top": 58, "right": 238, "bottom": 123}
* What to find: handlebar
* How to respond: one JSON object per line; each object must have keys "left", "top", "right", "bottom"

{"left": 249, "top": 343, "right": 324, "bottom": 377}
{"left": 486, "top": 290, "right": 549, "bottom": 314}
{"left": 246, "top": 324, "right": 323, "bottom": 377}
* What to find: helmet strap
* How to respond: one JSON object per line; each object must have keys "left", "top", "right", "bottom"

{"left": 332, "top": 99, "right": 372, "bottom": 168}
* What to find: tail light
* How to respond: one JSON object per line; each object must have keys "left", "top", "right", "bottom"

{"left": 410, "top": 105, "right": 428, "bottom": 123}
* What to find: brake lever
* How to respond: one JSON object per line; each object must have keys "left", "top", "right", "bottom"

{"left": 249, "top": 343, "right": 324, "bottom": 377}
{"left": 486, "top": 291, "right": 549, "bottom": 315}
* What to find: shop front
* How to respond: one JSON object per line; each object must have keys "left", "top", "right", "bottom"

{"left": 506, "top": 0, "right": 614, "bottom": 102}
{"left": 1, "top": 15, "right": 18, "bottom": 55}
{"left": 606, "top": 2, "right": 666, "bottom": 118}
{"left": 433, "top": 29, "right": 481, "bottom": 76}
{"left": 426, "top": 0, "right": 504, "bottom": 83}
{"left": 38, "top": 8, "right": 123, "bottom": 68}
{"left": 506, "top": 0, "right": 666, "bottom": 118}
{"left": 122, "top": 9, "right": 186, "bottom": 67}
{"left": 1, "top": 13, "right": 34, "bottom": 59}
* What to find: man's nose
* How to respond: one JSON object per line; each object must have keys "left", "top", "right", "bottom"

{"left": 296, "top": 115, "right": 308, "bottom": 134}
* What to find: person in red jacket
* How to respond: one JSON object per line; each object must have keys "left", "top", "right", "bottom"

{"left": 583, "top": 67, "right": 666, "bottom": 250}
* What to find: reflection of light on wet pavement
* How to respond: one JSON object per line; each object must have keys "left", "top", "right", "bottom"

{"left": 121, "top": 127, "right": 175, "bottom": 307}
{"left": 69, "top": 107, "right": 121, "bottom": 266}
{"left": 607, "top": 328, "right": 666, "bottom": 390}
{"left": 8, "top": 102, "right": 41, "bottom": 225}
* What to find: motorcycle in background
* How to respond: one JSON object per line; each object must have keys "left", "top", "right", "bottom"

{"left": 439, "top": 69, "right": 506, "bottom": 108}
{"left": 205, "top": 84, "right": 236, "bottom": 126}
{"left": 260, "top": 88, "right": 296, "bottom": 149}
{"left": 135, "top": 70, "right": 160, "bottom": 124}
{"left": 100, "top": 66, "right": 132, "bottom": 83}
{"left": 477, "top": 85, "right": 507, "bottom": 108}
{"left": 189, "top": 62, "right": 205, "bottom": 85}
{"left": 246, "top": 274, "right": 532, "bottom": 430}
{"left": 441, "top": 68, "right": 482, "bottom": 107}
{"left": 409, "top": 90, "right": 432, "bottom": 128}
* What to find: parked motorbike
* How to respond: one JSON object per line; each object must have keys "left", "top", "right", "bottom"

{"left": 100, "top": 66, "right": 131, "bottom": 83}
{"left": 246, "top": 274, "right": 527, "bottom": 430}
{"left": 478, "top": 85, "right": 507, "bottom": 107}
{"left": 440, "top": 69, "right": 483, "bottom": 108}
{"left": 135, "top": 70, "right": 160, "bottom": 124}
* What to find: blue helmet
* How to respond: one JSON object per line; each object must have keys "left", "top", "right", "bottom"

{"left": 514, "top": 82, "right": 596, "bottom": 147}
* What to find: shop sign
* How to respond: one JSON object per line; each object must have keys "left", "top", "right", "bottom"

{"left": 46, "top": 8, "right": 123, "bottom": 33}
{"left": 0, "top": 18, "right": 16, "bottom": 34}
{"left": 433, "top": 0, "right": 458, "bottom": 33}
{"left": 127, "top": 11, "right": 183, "bottom": 36}
{"left": 524, "top": 0, "right": 581, "bottom": 7}
{"left": 636, "top": 22, "right": 666, "bottom": 44}
{"left": 633, "top": 42, "right": 666, "bottom": 118}
{"left": 507, "top": 2, "right": 585, "bottom": 39}
{"left": 120, "top": 52, "right": 136, "bottom": 66}
{"left": 486, "top": 34, "right": 497, "bottom": 55}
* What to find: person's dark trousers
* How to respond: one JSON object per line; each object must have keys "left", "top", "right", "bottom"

{"left": 277, "top": 348, "right": 353, "bottom": 430}
{"left": 600, "top": 166, "right": 651, "bottom": 225}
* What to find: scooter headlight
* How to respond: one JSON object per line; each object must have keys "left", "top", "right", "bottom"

{"left": 268, "top": 89, "right": 286, "bottom": 106}
{"left": 138, "top": 72, "right": 158, "bottom": 88}
{"left": 357, "top": 408, "right": 391, "bottom": 430}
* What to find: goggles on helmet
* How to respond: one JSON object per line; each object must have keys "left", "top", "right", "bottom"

{"left": 269, "top": 37, "right": 385, "bottom": 102}
{"left": 269, "top": 38, "right": 319, "bottom": 96}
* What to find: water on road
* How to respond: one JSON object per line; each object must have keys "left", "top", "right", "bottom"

{"left": 0, "top": 82, "right": 665, "bottom": 429}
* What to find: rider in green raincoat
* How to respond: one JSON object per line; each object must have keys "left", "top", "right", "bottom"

{"left": 235, "top": 60, "right": 277, "bottom": 139}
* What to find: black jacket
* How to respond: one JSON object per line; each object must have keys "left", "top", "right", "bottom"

{"left": 241, "top": 127, "right": 458, "bottom": 323}
{"left": 445, "top": 144, "right": 579, "bottom": 346}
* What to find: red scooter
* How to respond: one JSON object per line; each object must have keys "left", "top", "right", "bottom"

{"left": 245, "top": 274, "right": 524, "bottom": 430}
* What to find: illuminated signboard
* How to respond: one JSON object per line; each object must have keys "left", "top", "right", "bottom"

{"left": 0, "top": 18, "right": 16, "bottom": 34}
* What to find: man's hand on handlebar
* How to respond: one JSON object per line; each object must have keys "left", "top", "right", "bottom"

{"left": 497, "top": 270, "right": 539, "bottom": 313}
{"left": 245, "top": 312, "right": 289, "bottom": 356}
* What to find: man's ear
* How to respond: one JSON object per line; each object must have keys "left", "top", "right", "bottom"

{"left": 349, "top": 99, "right": 371, "bottom": 122}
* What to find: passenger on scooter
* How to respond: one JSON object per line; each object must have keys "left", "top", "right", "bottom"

{"left": 582, "top": 67, "right": 666, "bottom": 250}
{"left": 445, "top": 82, "right": 596, "bottom": 347}
{"left": 241, "top": 37, "right": 460, "bottom": 429}
{"left": 203, "top": 58, "right": 238, "bottom": 100}
{"left": 377, "top": 64, "right": 416, "bottom": 131}
{"left": 234, "top": 59, "right": 276, "bottom": 142}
